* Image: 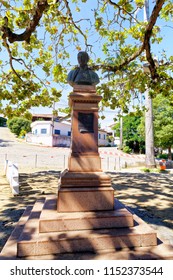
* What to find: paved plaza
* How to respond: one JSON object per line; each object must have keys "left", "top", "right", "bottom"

{"left": 0, "top": 127, "right": 173, "bottom": 257}
{"left": 0, "top": 168, "right": 173, "bottom": 253}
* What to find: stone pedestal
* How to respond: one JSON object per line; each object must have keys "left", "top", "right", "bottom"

{"left": 57, "top": 85, "right": 114, "bottom": 212}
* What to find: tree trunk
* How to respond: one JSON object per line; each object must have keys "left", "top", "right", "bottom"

{"left": 168, "top": 147, "right": 172, "bottom": 160}
{"left": 145, "top": 89, "right": 156, "bottom": 168}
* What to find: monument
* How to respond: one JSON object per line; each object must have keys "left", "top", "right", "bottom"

{"left": 58, "top": 51, "right": 115, "bottom": 212}
{"left": 1, "top": 51, "right": 164, "bottom": 260}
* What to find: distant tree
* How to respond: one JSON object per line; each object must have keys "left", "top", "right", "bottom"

{"left": 153, "top": 94, "right": 173, "bottom": 160}
{"left": 113, "top": 114, "right": 144, "bottom": 153}
{"left": 0, "top": 116, "right": 7, "bottom": 127}
{"left": 7, "top": 117, "right": 31, "bottom": 137}
{"left": 137, "top": 94, "right": 173, "bottom": 159}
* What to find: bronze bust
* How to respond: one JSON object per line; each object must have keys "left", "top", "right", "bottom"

{"left": 67, "top": 51, "right": 100, "bottom": 86}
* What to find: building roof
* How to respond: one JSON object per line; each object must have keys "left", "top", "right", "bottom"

{"left": 32, "top": 114, "right": 53, "bottom": 121}
{"left": 98, "top": 129, "right": 107, "bottom": 133}
{"left": 32, "top": 114, "right": 68, "bottom": 122}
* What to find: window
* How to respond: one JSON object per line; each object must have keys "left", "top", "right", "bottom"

{"left": 104, "top": 134, "right": 106, "bottom": 140}
{"left": 54, "top": 129, "right": 60, "bottom": 135}
{"left": 34, "top": 129, "right": 37, "bottom": 135}
{"left": 98, "top": 133, "right": 101, "bottom": 139}
{"left": 41, "top": 128, "right": 47, "bottom": 134}
{"left": 68, "top": 131, "right": 71, "bottom": 137}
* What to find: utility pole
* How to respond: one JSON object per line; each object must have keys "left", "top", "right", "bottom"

{"left": 119, "top": 114, "right": 123, "bottom": 149}
{"left": 143, "top": 0, "right": 156, "bottom": 168}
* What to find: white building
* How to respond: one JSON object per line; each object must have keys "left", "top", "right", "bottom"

{"left": 26, "top": 120, "right": 71, "bottom": 147}
{"left": 105, "top": 124, "right": 120, "bottom": 147}
{"left": 98, "top": 129, "right": 108, "bottom": 147}
{"left": 26, "top": 119, "right": 110, "bottom": 147}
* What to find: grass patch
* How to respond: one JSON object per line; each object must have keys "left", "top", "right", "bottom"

{"left": 141, "top": 168, "right": 151, "bottom": 172}
{"left": 141, "top": 167, "right": 170, "bottom": 173}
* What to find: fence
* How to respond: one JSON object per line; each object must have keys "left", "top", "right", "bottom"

{"left": 0, "top": 152, "right": 145, "bottom": 173}
{"left": 0, "top": 153, "right": 68, "bottom": 171}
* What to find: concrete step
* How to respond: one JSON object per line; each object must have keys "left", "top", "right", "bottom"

{"left": 1, "top": 197, "right": 173, "bottom": 260}
{"left": 39, "top": 196, "right": 134, "bottom": 233}
{"left": 17, "top": 218, "right": 157, "bottom": 257}
{"left": 16, "top": 197, "right": 157, "bottom": 257}
{"left": 0, "top": 204, "right": 33, "bottom": 259}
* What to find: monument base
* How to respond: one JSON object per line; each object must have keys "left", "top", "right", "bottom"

{"left": 40, "top": 196, "right": 134, "bottom": 232}
{"left": 57, "top": 169, "right": 114, "bottom": 212}
{"left": 59, "top": 170, "right": 112, "bottom": 187}
{"left": 1, "top": 196, "right": 173, "bottom": 260}
{"left": 57, "top": 187, "right": 114, "bottom": 212}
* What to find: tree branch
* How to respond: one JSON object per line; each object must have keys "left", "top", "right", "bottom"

{"left": 1, "top": 0, "right": 166, "bottom": 82}
{"left": 3, "top": 37, "right": 23, "bottom": 81}
{"left": 143, "top": 0, "right": 165, "bottom": 80}
{"left": 94, "top": 0, "right": 165, "bottom": 80}
{"left": 107, "top": 0, "right": 140, "bottom": 24}
{"left": 63, "top": 0, "right": 89, "bottom": 47}
{"left": 1, "top": 0, "right": 51, "bottom": 43}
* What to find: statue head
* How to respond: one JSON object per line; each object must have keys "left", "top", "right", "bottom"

{"left": 77, "top": 51, "right": 89, "bottom": 68}
{"left": 67, "top": 51, "right": 100, "bottom": 86}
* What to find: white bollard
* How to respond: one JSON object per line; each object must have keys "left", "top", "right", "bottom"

{"left": 6, "top": 161, "right": 12, "bottom": 183}
{"left": 10, "top": 163, "right": 19, "bottom": 195}
{"left": 5, "top": 161, "right": 19, "bottom": 195}
{"left": 4, "top": 159, "right": 8, "bottom": 175}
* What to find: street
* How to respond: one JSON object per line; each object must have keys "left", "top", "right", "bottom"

{"left": 0, "top": 127, "right": 70, "bottom": 172}
{"left": 0, "top": 127, "right": 145, "bottom": 173}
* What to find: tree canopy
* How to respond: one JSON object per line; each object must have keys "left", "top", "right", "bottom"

{"left": 119, "top": 94, "right": 173, "bottom": 157}
{"left": 113, "top": 113, "right": 145, "bottom": 153}
{"left": 7, "top": 116, "right": 31, "bottom": 136}
{"left": 1, "top": 0, "right": 173, "bottom": 118}
{"left": 0, "top": 116, "right": 7, "bottom": 126}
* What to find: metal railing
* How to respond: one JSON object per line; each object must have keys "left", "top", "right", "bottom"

{"left": 0, "top": 153, "right": 145, "bottom": 173}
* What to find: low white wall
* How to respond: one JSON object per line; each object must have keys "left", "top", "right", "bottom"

{"left": 26, "top": 134, "right": 53, "bottom": 146}
{"left": 53, "top": 135, "right": 71, "bottom": 147}
{"left": 5, "top": 160, "right": 19, "bottom": 195}
{"left": 26, "top": 133, "right": 71, "bottom": 147}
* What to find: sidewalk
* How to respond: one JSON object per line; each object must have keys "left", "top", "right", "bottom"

{"left": 0, "top": 168, "right": 173, "bottom": 254}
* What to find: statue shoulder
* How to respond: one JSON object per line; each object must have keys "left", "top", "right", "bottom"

{"left": 67, "top": 68, "right": 79, "bottom": 80}
{"left": 88, "top": 69, "right": 100, "bottom": 84}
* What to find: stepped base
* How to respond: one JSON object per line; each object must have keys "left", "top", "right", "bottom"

{"left": 16, "top": 197, "right": 157, "bottom": 257}
{"left": 39, "top": 196, "right": 134, "bottom": 232}
{"left": 1, "top": 197, "right": 173, "bottom": 260}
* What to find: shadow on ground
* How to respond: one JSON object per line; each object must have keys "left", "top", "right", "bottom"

{"left": 0, "top": 170, "right": 173, "bottom": 254}
{"left": 0, "top": 170, "right": 60, "bottom": 251}
{"left": 0, "top": 139, "right": 14, "bottom": 147}
{"left": 109, "top": 171, "right": 173, "bottom": 230}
